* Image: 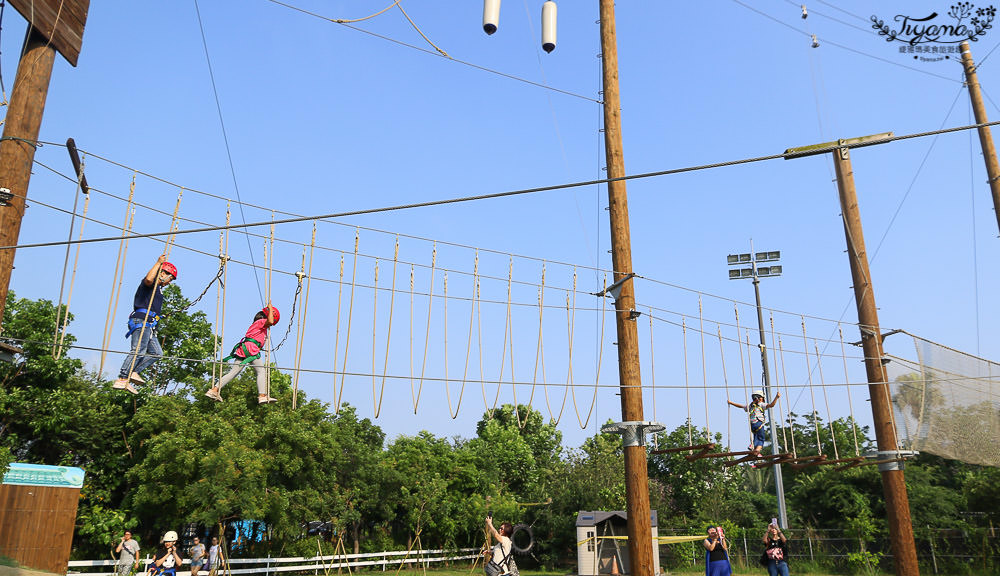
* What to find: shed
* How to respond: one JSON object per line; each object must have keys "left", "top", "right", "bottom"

{"left": 576, "top": 510, "right": 659, "bottom": 576}
{"left": 0, "top": 463, "right": 85, "bottom": 574}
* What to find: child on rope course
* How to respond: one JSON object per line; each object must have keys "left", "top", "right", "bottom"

{"left": 727, "top": 389, "right": 780, "bottom": 458}
{"left": 205, "top": 304, "right": 280, "bottom": 404}
{"left": 114, "top": 255, "right": 177, "bottom": 394}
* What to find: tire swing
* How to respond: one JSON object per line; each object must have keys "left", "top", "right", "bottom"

{"left": 510, "top": 523, "right": 535, "bottom": 555}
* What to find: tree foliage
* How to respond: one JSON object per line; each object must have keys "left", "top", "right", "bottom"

{"left": 0, "top": 292, "right": 997, "bottom": 572}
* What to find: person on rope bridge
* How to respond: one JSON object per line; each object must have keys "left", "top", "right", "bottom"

{"left": 727, "top": 389, "right": 781, "bottom": 458}
{"left": 114, "top": 255, "right": 177, "bottom": 394}
{"left": 205, "top": 304, "right": 280, "bottom": 405}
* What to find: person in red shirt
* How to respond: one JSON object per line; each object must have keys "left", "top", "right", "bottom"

{"left": 205, "top": 304, "right": 279, "bottom": 404}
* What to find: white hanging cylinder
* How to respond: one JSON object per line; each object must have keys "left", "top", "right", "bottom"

{"left": 541, "top": 1, "right": 557, "bottom": 53}
{"left": 483, "top": 0, "right": 501, "bottom": 35}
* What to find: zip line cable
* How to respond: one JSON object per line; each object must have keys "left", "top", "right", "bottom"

{"left": 263, "top": 0, "right": 599, "bottom": 104}
{"left": 730, "top": 0, "right": 963, "bottom": 84}
{"left": 19, "top": 181, "right": 881, "bottom": 339}
{"left": 193, "top": 0, "right": 263, "bottom": 304}
{"left": 4, "top": 176, "right": 889, "bottom": 348}
{"left": 10, "top": 118, "right": 1000, "bottom": 254}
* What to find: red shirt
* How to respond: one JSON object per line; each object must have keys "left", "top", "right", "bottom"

{"left": 236, "top": 318, "right": 270, "bottom": 357}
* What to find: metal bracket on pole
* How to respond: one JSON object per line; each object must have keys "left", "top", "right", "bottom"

{"left": 601, "top": 421, "right": 664, "bottom": 448}
{"left": 863, "top": 450, "right": 919, "bottom": 472}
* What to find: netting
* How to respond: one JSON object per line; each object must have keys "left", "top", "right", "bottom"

{"left": 886, "top": 332, "right": 1000, "bottom": 467}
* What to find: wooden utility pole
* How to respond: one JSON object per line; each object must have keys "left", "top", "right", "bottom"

{"left": 0, "top": 0, "right": 89, "bottom": 323}
{"left": 598, "top": 2, "right": 654, "bottom": 576}
{"left": 959, "top": 41, "right": 1000, "bottom": 237}
{"left": 0, "top": 29, "right": 57, "bottom": 322}
{"left": 832, "top": 144, "right": 920, "bottom": 576}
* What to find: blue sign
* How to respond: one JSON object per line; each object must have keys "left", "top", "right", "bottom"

{"left": 2, "top": 463, "right": 85, "bottom": 488}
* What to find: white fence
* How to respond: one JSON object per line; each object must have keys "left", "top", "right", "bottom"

{"left": 69, "top": 548, "right": 481, "bottom": 576}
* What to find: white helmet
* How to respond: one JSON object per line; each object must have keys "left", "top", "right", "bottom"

{"left": 163, "top": 531, "right": 178, "bottom": 542}
{"left": 752, "top": 390, "right": 765, "bottom": 400}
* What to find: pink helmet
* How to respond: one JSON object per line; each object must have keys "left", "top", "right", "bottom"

{"left": 263, "top": 305, "right": 280, "bottom": 323}
{"left": 160, "top": 261, "right": 178, "bottom": 279}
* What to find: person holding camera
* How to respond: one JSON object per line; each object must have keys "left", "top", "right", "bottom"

{"left": 703, "top": 525, "right": 731, "bottom": 576}
{"left": 115, "top": 530, "right": 141, "bottom": 576}
{"left": 147, "top": 531, "right": 183, "bottom": 576}
{"left": 762, "top": 523, "right": 789, "bottom": 576}
{"left": 484, "top": 516, "right": 517, "bottom": 576}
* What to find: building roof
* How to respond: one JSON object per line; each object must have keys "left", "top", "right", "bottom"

{"left": 575, "top": 510, "right": 658, "bottom": 527}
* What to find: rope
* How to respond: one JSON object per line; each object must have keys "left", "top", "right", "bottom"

{"left": 520, "top": 265, "right": 546, "bottom": 429}
{"left": 211, "top": 226, "right": 227, "bottom": 391}
{"left": 699, "top": 296, "right": 709, "bottom": 440}
{"left": 458, "top": 253, "right": 478, "bottom": 420}
{"left": 489, "top": 259, "right": 514, "bottom": 419}
{"left": 409, "top": 264, "right": 415, "bottom": 413}
{"left": 293, "top": 228, "right": 316, "bottom": 409}
{"left": 394, "top": 1, "right": 449, "bottom": 57}
{"left": 263, "top": 225, "right": 273, "bottom": 398}
{"left": 52, "top": 159, "right": 85, "bottom": 360}
{"left": 777, "top": 336, "right": 797, "bottom": 457}
{"left": 98, "top": 174, "right": 136, "bottom": 376}
{"left": 332, "top": 255, "right": 345, "bottom": 413}
{"left": 745, "top": 328, "right": 755, "bottom": 411}
{"left": 683, "top": 319, "right": 691, "bottom": 447}
{"left": 414, "top": 244, "right": 436, "bottom": 413}
{"left": 649, "top": 307, "right": 657, "bottom": 449}
{"left": 441, "top": 271, "right": 451, "bottom": 418}
{"left": 544, "top": 272, "right": 573, "bottom": 425}
{"left": 562, "top": 273, "right": 576, "bottom": 426}
{"left": 339, "top": 232, "right": 360, "bottom": 410}
{"left": 717, "top": 325, "right": 731, "bottom": 450}
{"left": 839, "top": 326, "right": 861, "bottom": 456}
{"left": 570, "top": 273, "right": 602, "bottom": 429}
{"left": 814, "top": 340, "right": 840, "bottom": 459}
{"left": 476, "top": 266, "right": 486, "bottom": 415}
{"left": 372, "top": 257, "right": 380, "bottom": 414}
{"left": 53, "top": 191, "right": 88, "bottom": 359}
{"left": 375, "top": 238, "right": 398, "bottom": 418}
{"left": 734, "top": 305, "right": 749, "bottom": 405}
{"left": 771, "top": 315, "right": 790, "bottom": 453}
{"left": 125, "top": 190, "right": 182, "bottom": 383}
{"left": 801, "top": 318, "right": 823, "bottom": 454}
{"left": 506, "top": 260, "right": 520, "bottom": 426}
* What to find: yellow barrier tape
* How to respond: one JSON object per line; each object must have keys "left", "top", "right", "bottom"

{"left": 576, "top": 535, "right": 704, "bottom": 546}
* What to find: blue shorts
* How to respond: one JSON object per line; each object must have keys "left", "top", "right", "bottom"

{"left": 751, "top": 421, "right": 767, "bottom": 448}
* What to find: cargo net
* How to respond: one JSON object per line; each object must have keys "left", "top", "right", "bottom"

{"left": 885, "top": 331, "right": 1000, "bottom": 468}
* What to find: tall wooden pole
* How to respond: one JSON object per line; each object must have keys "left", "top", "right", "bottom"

{"left": 0, "top": 27, "right": 57, "bottom": 322}
{"left": 833, "top": 146, "right": 919, "bottom": 576}
{"left": 598, "top": 3, "right": 653, "bottom": 576}
{"left": 960, "top": 41, "right": 1000, "bottom": 237}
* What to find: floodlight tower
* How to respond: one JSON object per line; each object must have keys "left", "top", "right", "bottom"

{"left": 727, "top": 245, "right": 788, "bottom": 529}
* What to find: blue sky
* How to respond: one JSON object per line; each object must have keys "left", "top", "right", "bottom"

{"left": 3, "top": 1, "right": 998, "bottom": 450}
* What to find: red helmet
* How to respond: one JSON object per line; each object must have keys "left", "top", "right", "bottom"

{"left": 263, "top": 305, "right": 280, "bottom": 323}
{"left": 161, "top": 261, "right": 178, "bottom": 279}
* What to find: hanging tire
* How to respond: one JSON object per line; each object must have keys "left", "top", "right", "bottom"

{"left": 510, "top": 523, "right": 534, "bottom": 555}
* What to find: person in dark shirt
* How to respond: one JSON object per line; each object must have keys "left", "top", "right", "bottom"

{"left": 147, "top": 531, "right": 183, "bottom": 576}
{"left": 114, "top": 254, "right": 177, "bottom": 393}
{"left": 703, "top": 525, "right": 731, "bottom": 576}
